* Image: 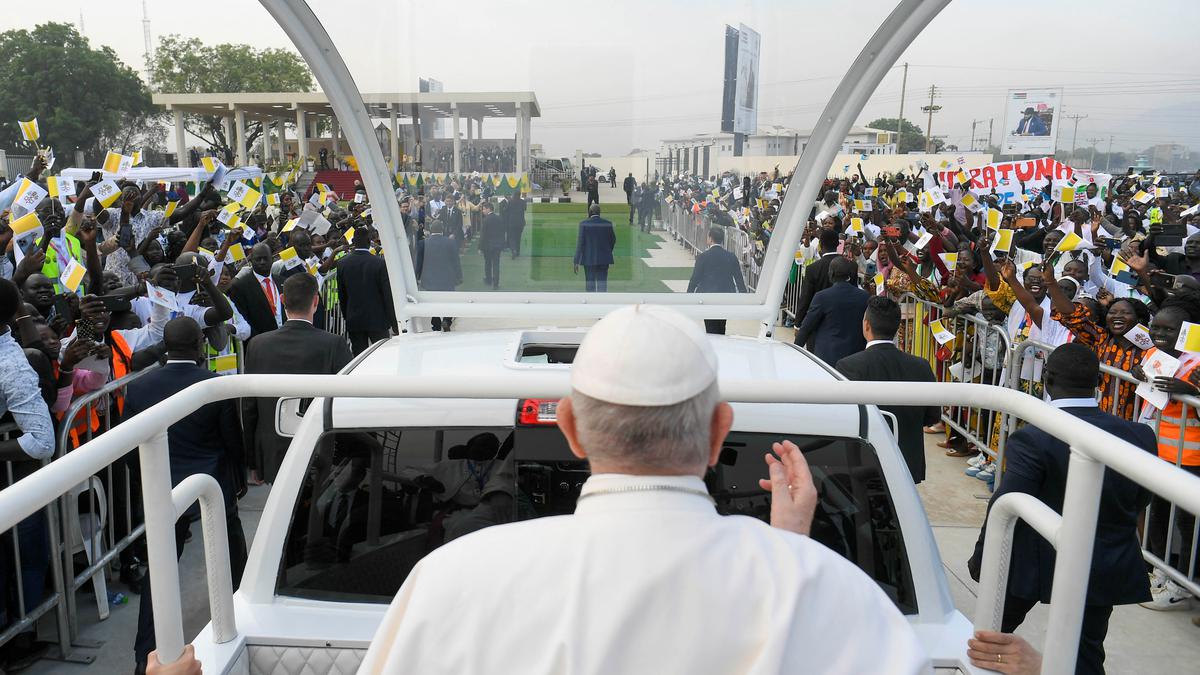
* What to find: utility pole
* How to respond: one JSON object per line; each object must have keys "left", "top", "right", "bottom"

{"left": 142, "top": 0, "right": 153, "bottom": 85}
{"left": 921, "top": 85, "right": 941, "bottom": 153}
{"left": 896, "top": 62, "right": 908, "bottom": 153}
{"left": 969, "top": 119, "right": 984, "bottom": 152}
{"left": 1086, "top": 137, "right": 1104, "bottom": 169}
{"left": 987, "top": 118, "right": 994, "bottom": 151}
{"left": 1063, "top": 113, "right": 1087, "bottom": 163}
{"left": 1104, "top": 135, "right": 1114, "bottom": 172}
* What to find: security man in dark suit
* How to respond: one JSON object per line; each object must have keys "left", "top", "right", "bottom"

{"left": 968, "top": 344, "right": 1156, "bottom": 675}
{"left": 228, "top": 242, "right": 283, "bottom": 341}
{"left": 443, "top": 193, "right": 465, "bottom": 247}
{"left": 124, "top": 317, "right": 247, "bottom": 674}
{"left": 505, "top": 193, "right": 527, "bottom": 259}
{"left": 687, "top": 227, "right": 747, "bottom": 334}
{"left": 794, "top": 229, "right": 842, "bottom": 349}
{"left": 335, "top": 227, "right": 397, "bottom": 355}
{"left": 573, "top": 204, "right": 616, "bottom": 293}
{"left": 243, "top": 274, "right": 353, "bottom": 483}
{"left": 623, "top": 173, "right": 636, "bottom": 204}
{"left": 835, "top": 296, "right": 938, "bottom": 483}
{"left": 416, "top": 222, "right": 462, "bottom": 331}
{"left": 479, "top": 201, "right": 507, "bottom": 289}
{"left": 794, "top": 256, "right": 869, "bottom": 365}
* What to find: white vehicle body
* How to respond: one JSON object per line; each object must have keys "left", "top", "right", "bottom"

{"left": 188, "top": 329, "right": 976, "bottom": 674}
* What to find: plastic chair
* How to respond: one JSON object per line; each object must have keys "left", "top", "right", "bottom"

{"left": 64, "top": 477, "right": 109, "bottom": 621}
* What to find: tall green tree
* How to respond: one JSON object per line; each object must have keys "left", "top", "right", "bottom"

{"left": 0, "top": 22, "right": 154, "bottom": 156}
{"left": 866, "top": 117, "right": 943, "bottom": 153}
{"left": 150, "top": 34, "right": 314, "bottom": 159}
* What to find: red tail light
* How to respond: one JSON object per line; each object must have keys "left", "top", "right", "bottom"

{"left": 518, "top": 399, "right": 560, "bottom": 426}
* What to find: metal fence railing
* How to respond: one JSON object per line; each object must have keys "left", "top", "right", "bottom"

{"left": 660, "top": 200, "right": 761, "bottom": 293}
{"left": 893, "top": 295, "right": 1200, "bottom": 599}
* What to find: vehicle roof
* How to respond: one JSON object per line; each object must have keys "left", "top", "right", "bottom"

{"left": 332, "top": 329, "right": 863, "bottom": 436}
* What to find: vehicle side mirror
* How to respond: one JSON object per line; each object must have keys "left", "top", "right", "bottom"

{"left": 275, "top": 397, "right": 305, "bottom": 438}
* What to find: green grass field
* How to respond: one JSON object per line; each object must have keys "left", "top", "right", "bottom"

{"left": 455, "top": 202, "right": 692, "bottom": 292}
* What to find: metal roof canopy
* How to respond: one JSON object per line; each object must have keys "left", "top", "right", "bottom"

{"left": 152, "top": 91, "right": 541, "bottom": 121}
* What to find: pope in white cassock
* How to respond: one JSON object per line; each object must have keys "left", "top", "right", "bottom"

{"left": 358, "top": 305, "right": 932, "bottom": 674}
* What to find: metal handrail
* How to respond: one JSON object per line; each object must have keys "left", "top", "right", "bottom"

{"left": 1, "top": 374, "right": 1199, "bottom": 673}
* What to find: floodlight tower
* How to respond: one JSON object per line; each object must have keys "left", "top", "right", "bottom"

{"left": 142, "top": 1, "right": 154, "bottom": 85}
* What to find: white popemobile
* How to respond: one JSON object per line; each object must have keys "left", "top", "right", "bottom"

{"left": 0, "top": 2, "right": 1198, "bottom": 675}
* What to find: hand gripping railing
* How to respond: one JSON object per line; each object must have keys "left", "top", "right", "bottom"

{"left": 1, "top": 376, "right": 1199, "bottom": 673}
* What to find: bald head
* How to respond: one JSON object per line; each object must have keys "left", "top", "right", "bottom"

{"left": 163, "top": 317, "right": 204, "bottom": 361}
{"left": 250, "top": 242, "right": 273, "bottom": 276}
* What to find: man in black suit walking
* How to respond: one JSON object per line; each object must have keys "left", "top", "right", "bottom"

{"left": 794, "top": 256, "right": 868, "bottom": 365}
{"left": 124, "top": 317, "right": 247, "bottom": 674}
{"left": 687, "top": 227, "right": 747, "bottom": 335}
{"left": 243, "top": 274, "right": 353, "bottom": 483}
{"left": 336, "top": 228, "right": 397, "bottom": 354}
{"left": 967, "top": 344, "right": 1156, "bottom": 675}
{"left": 623, "top": 172, "right": 636, "bottom": 205}
{"left": 228, "top": 242, "right": 283, "bottom": 341}
{"left": 836, "top": 296, "right": 938, "bottom": 483}
{"left": 416, "top": 222, "right": 461, "bottom": 331}
{"left": 442, "top": 193, "right": 465, "bottom": 248}
{"left": 573, "top": 204, "right": 616, "bottom": 293}
{"left": 479, "top": 201, "right": 506, "bottom": 289}
{"left": 793, "top": 229, "right": 842, "bottom": 348}
{"left": 506, "top": 193, "right": 527, "bottom": 259}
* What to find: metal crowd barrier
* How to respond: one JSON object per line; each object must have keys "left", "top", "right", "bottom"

{"left": 53, "top": 366, "right": 160, "bottom": 652}
{"left": 0, "top": 423, "right": 73, "bottom": 663}
{"left": 660, "top": 200, "right": 759, "bottom": 293}
{"left": 1009, "top": 339, "right": 1200, "bottom": 598}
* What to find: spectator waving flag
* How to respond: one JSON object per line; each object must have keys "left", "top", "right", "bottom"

{"left": 18, "top": 118, "right": 39, "bottom": 142}
{"left": 59, "top": 256, "right": 86, "bottom": 293}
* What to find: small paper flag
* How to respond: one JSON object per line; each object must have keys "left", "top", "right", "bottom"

{"left": 60, "top": 256, "right": 86, "bottom": 293}
{"left": 164, "top": 201, "right": 179, "bottom": 218}
{"left": 873, "top": 272, "right": 885, "bottom": 296}
{"left": 1055, "top": 232, "right": 1089, "bottom": 252}
{"left": 91, "top": 180, "right": 122, "bottom": 208}
{"left": 210, "top": 353, "right": 238, "bottom": 375}
{"left": 1110, "top": 257, "right": 1135, "bottom": 285}
{"left": 991, "top": 229, "right": 1014, "bottom": 253}
{"left": 9, "top": 212, "right": 42, "bottom": 236}
{"left": 225, "top": 243, "right": 246, "bottom": 262}
{"left": 853, "top": 199, "right": 872, "bottom": 212}
{"left": 960, "top": 193, "right": 981, "bottom": 212}
{"left": 18, "top": 118, "right": 39, "bottom": 142}
{"left": 281, "top": 218, "right": 299, "bottom": 233}
{"left": 344, "top": 227, "right": 356, "bottom": 244}
{"left": 227, "top": 182, "right": 261, "bottom": 209}
{"left": 102, "top": 151, "right": 132, "bottom": 174}
{"left": 201, "top": 156, "right": 221, "bottom": 173}
{"left": 914, "top": 231, "right": 933, "bottom": 249}
{"left": 1133, "top": 190, "right": 1153, "bottom": 204}
{"left": 266, "top": 193, "right": 280, "bottom": 206}
{"left": 986, "top": 208, "right": 1003, "bottom": 230}
{"left": 1176, "top": 321, "right": 1200, "bottom": 353}
{"left": 939, "top": 252, "right": 958, "bottom": 269}
{"left": 930, "top": 319, "right": 955, "bottom": 345}
{"left": 131, "top": 150, "right": 143, "bottom": 166}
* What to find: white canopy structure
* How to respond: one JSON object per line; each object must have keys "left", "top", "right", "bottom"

{"left": 60, "top": 166, "right": 264, "bottom": 184}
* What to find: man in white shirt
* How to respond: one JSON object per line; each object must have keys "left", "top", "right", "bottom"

{"left": 359, "top": 305, "right": 930, "bottom": 674}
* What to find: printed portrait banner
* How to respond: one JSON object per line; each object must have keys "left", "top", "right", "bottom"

{"left": 1001, "top": 88, "right": 1062, "bottom": 155}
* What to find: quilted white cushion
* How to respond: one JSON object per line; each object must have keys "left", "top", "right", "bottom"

{"left": 247, "top": 645, "right": 366, "bottom": 675}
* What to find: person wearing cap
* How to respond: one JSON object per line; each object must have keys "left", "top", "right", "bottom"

{"left": 1014, "top": 107, "right": 1048, "bottom": 136}
{"left": 357, "top": 305, "right": 929, "bottom": 674}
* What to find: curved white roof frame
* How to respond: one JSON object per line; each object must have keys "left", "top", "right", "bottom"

{"left": 756, "top": 0, "right": 952, "bottom": 337}
{"left": 258, "top": 0, "right": 949, "bottom": 330}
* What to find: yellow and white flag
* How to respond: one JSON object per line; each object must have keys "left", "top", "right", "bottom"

{"left": 281, "top": 218, "right": 299, "bottom": 233}
{"left": 225, "top": 243, "right": 246, "bottom": 263}
{"left": 216, "top": 206, "right": 239, "bottom": 225}
{"left": 164, "top": 200, "right": 179, "bottom": 218}
{"left": 18, "top": 118, "right": 39, "bottom": 142}
{"left": 846, "top": 217, "right": 864, "bottom": 234}
{"left": 991, "top": 228, "right": 1014, "bottom": 253}
{"left": 1133, "top": 190, "right": 1153, "bottom": 204}
{"left": 938, "top": 252, "right": 958, "bottom": 269}
{"left": 960, "top": 193, "right": 981, "bottom": 212}
{"left": 226, "top": 182, "right": 261, "bottom": 209}
{"left": 873, "top": 272, "right": 886, "bottom": 296}
{"left": 954, "top": 169, "right": 970, "bottom": 185}
{"left": 210, "top": 354, "right": 238, "bottom": 376}
{"left": 200, "top": 156, "right": 221, "bottom": 173}
{"left": 986, "top": 208, "right": 1003, "bottom": 230}
{"left": 895, "top": 189, "right": 910, "bottom": 203}
{"left": 1176, "top": 321, "right": 1200, "bottom": 353}
{"left": 12, "top": 178, "right": 48, "bottom": 216}
{"left": 47, "top": 176, "right": 75, "bottom": 202}
{"left": 278, "top": 246, "right": 304, "bottom": 270}
{"left": 91, "top": 180, "right": 122, "bottom": 208}
{"left": 266, "top": 193, "right": 280, "bottom": 206}
{"left": 60, "top": 256, "right": 86, "bottom": 293}
{"left": 102, "top": 151, "right": 133, "bottom": 175}
{"left": 131, "top": 150, "right": 143, "bottom": 166}
{"left": 930, "top": 319, "right": 956, "bottom": 345}
{"left": 9, "top": 212, "right": 42, "bottom": 237}
{"left": 1055, "top": 232, "right": 1090, "bottom": 252}
{"left": 344, "top": 227, "right": 356, "bottom": 244}
{"left": 853, "top": 199, "right": 872, "bottom": 212}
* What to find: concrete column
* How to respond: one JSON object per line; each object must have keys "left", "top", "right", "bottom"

{"left": 173, "top": 109, "right": 187, "bottom": 168}
{"left": 276, "top": 119, "right": 286, "bottom": 163}
{"left": 234, "top": 106, "right": 247, "bottom": 166}
{"left": 331, "top": 115, "right": 341, "bottom": 164}
{"left": 389, "top": 105, "right": 399, "bottom": 170}
{"left": 514, "top": 102, "right": 525, "bottom": 175}
{"left": 261, "top": 118, "right": 271, "bottom": 165}
{"left": 295, "top": 108, "right": 308, "bottom": 170}
{"left": 451, "top": 103, "right": 461, "bottom": 174}
{"left": 222, "top": 116, "right": 234, "bottom": 162}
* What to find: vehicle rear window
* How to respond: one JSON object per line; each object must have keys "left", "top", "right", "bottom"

{"left": 276, "top": 427, "right": 916, "bottom": 614}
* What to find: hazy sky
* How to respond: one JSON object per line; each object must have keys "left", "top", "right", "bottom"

{"left": 8, "top": 0, "right": 1200, "bottom": 157}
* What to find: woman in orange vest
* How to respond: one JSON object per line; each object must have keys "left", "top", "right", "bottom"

{"left": 1131, "top": 300, "right": 1200, "bottom": 610}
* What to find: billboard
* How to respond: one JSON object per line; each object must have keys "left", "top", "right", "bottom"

{"left": 1001, "top": 88, "right": 1061, "bottom": 156}
{"left": 720, "top": 24, "right": 760, "bottom": 136}
{"left": 419, "top": 77, "right": 445, "bottom": 138}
